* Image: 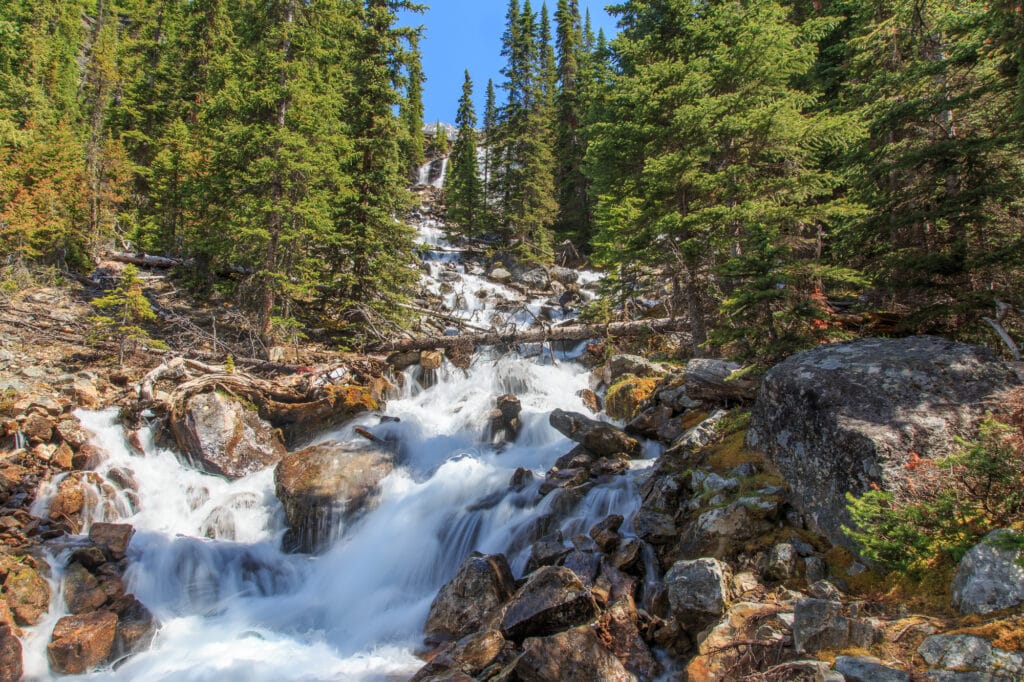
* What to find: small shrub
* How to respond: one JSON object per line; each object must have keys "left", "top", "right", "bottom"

{"left": 844, "top": 414, "right": 1024, "bottom": 576}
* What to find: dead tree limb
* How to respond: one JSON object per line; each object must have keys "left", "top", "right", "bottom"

{"left": 368, "top": 317, "right": 689, "bottom": 353}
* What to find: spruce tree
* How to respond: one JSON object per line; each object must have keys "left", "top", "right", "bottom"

{"left": 399, "top": 33, "right": 426, "bottom": 177}
{"left": 445, "top": 70, "right": 484, "bottom": 235}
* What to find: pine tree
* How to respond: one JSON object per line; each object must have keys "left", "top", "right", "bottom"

{"left": 399, "top": 33, "right": 425, "bottom": 176}
{"left": 89, "top": 264, "right": 167, "bottom": 365}
{"left": 589, "top": 0, "right": 861, "bottom": 362}
{"left": 839, "top": 0, "right": 1024, "bottom": 342}
{"left": 445, "top": 70, "right": 484, "bottom": 235}
{"left": 325, "top": 0, "right": 420, "bottom": 338}
{"left": 497, "top": 0, "right": 556, "bottom": 260}
{"left": 553, "top": 0, "right": 591, "bottom": 243}
{"left": 482, "top": 78, "right": 500, "bottom": 227}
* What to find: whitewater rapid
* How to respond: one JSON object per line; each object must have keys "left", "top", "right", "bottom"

{"left": 24, "top": 222, "right": 651, "bottom": 681}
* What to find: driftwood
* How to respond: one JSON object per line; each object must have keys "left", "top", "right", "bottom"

{"left": 368, "top": 317, "right": 689, "bottom": 353}
{"left": 984, "top": 301, "right": 1021, "bottom": 361}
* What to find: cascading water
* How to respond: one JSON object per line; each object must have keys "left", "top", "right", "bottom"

{"left": 23, "top": 218, "right": 655, "bottom": 681}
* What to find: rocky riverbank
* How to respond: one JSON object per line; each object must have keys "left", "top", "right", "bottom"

{"left": 2, "top": 270, "right": 1023, "bottom": 680}
{"left": 411, "top": 337, "right": 1024, "bottom": 681}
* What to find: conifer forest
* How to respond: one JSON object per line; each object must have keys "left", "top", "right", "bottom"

{"left": 1, "top": 0, "right": 1020, "bottom": 361}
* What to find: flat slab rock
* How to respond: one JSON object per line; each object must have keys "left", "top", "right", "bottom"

{"left": 748, "top": 336, "right": 1020, "bottom": 547}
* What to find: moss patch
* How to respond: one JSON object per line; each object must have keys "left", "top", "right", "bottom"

{"left": 605, "top": 374, "right": 660, "bottom": 421}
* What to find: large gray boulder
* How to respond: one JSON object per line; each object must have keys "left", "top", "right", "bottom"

{"left": 549, "top": 409, "right": 641, "bottom": 458}
{"left": 951, "top": 530, "right": 1024, "bottom": 615}
{"left": 664, "top": 558, "right": 731, "bottom": 634}
{"left": 171, "top": 391, "right": 286, "bottom": 479}
{"left": 748, "top": 336, "right": 1020, "bottom": 547}
{"left": 274, "top": 440, "right": 393, "bottom": 553}
{"left": 425, "top": 553, "right": 516, "bottom": 644}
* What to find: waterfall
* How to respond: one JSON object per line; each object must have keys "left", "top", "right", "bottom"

{"left": 23, "top": 217, "right": 649, "bottom": 681}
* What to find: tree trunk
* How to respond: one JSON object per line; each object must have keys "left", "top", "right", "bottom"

{"left": 367, "top": 317, "right": 690, "bottom": 353}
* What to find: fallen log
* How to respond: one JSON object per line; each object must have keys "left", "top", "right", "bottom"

{"left": 368, "top": 317, "right": 690, "bottom": 353}
{"left": 109, "top": 252, "right": 183, "bottom": 268}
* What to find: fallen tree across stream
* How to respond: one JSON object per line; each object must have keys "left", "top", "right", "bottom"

{"left": 368, "top": 317, "right": 690, "bottom": 353}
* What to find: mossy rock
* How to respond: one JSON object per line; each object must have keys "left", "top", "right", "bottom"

{"left": 605, "top": 375, "right": 660, "bottom": 421}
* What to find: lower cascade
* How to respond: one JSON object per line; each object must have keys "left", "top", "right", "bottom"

{"left": 20, "top": 218, "right": 654, "bottom": 681}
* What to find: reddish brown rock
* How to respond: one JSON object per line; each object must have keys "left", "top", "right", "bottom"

{"left": 500, "top": 566, "right": 599, "bottom": 642}
{"left": 55, "top": 418, "right": 90, "bottom": 449}
{"left": 604, "top": 597, "right": 660, "bottom": 680}
{"left": 47, "top": 610, "right": 117, "bottom": 674}
{"left": 20, "top": 413, "right": 53, "bottom": 444}
{"left": 89, "top": 523, "right": 135, "bottom": 560}
{"left": 515, "top": 626, "right": 634, "bottom": 682}
{"left": 274, "top": 441, "right": 393, "bottom": 553}
{"left": 425, "top": 553, "right": 516, "bottom": 644}
{"left": 3, "top": 563, "right": 50, "bottom": 626}
{"left": 63, "top": 563, "right": 108, "bottom": 615}
{"left": 0, "top": 624, "right": 22, "bottom": 682}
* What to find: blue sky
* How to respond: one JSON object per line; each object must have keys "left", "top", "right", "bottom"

{"left": 401, "top": 2, "right": 620, "bottom": 125}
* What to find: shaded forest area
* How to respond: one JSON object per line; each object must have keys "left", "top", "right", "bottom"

{"left": 2, "top": 0, "right": 1023, "bottom": 363}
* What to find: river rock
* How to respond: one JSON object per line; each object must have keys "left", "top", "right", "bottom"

{"left": 500, "top": 565, "right": 599, "bottom": 641}
{"left": 489, "top": 267, "right": 512, "bottom": 283}
{"left": 664, "top": 558, "right": 731, "bottom": 634}
{"left": 950, "top": 529, "right": 1024, "bottom": 615}
{"left": 171, "top": 390, "right": 286, "bottom": 479}
{"left": 792, "top": 598, "right": 879, "bottom": 654}
{"left": 56, "top": 417, "right": 90, "bottom": 449}
{"left": 0, "top": 624, "right": 21, "bottom": 682}
{"left": 607, "top": 354, "right": 663, "bottom": 383}
{"left": 748, "top": 336, "right": 1021, "bottom": 547}
{"left": 764, "top": 542, "right": 798, "bottom": 581}
{"left": 548, "top": 409, "right": 641, "bottom": 458}
{"left": 577, "top": 389, "right": 602, "bottom": 413}
{"left": 604, "top": 596, "right": 660, "bottom": 679}
{"left": 684, "top": 358, "right": 757, "bottom": 402}
{"left": 89, "top": 522, "right": 135, "bottom": 560}
{"left": 111, "top": 594, "right": 157, "bottom": 658}
{"left": 589, "top": 514, "right": 623, "bottom": 553}
{"left": 20, "top": 412, "right": 53, "bottom": 444}
{"left": 917, "top": 634, "right": 1024, "bottom": 680}
{"left": 63, "top": 562, "right": 108, "bottom": 615}
{"left": 420, "top": 350, "right": 444, "bottom": 370}
{"left": 412, "top": 629, "right": 510, "bottom": 681}
{"left": 514, "top": 625, "right": 634, "bottom": 682}
{"left": 4, "top": 562, "right": 50, "bottom": 626}
{"left": 275, "top": 440, "right": 394, "bottom": 553}
{"left": 47, "top": 610, "right": 118, "bottom": 674}
{"left": 677, "top": 494, "right": 782, "bottom": 560}
{"left": 425, "top": 553, "right": 516, "bottom": 644}
{"left": 833, "top": 655, "right": 910, "bottom": 682}
{"left": 519, "top": 267, "right": 550, "bottom": 289}
{"left": 685, "top": 602, "right": 791, "bottom": 681}
{"left": 625, "top": 404, "right": 674, "bottom": 439}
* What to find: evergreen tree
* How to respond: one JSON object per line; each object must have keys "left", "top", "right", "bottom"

{"left": 399, "top": 33, "right": 425, "bottom": 176}
{"left": 325, "top": 0, "right": 420, "bottom": 338}
{"left": 482, "top": 78, "right": 500, "bottom": 225}
{"left": 445, "top": 70, "right": 484, "bottom": 235}
{"left": 497, "top": 0, "right": 556, "bottom": 260}
{"left": 589, "top": 0, "right": 861, "bottom": 361}
{"left": 89, "top": 264, "right": 167, "bottom": 365}
{"left": 553, "top": 0, "right": 591, "bottom": 243}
